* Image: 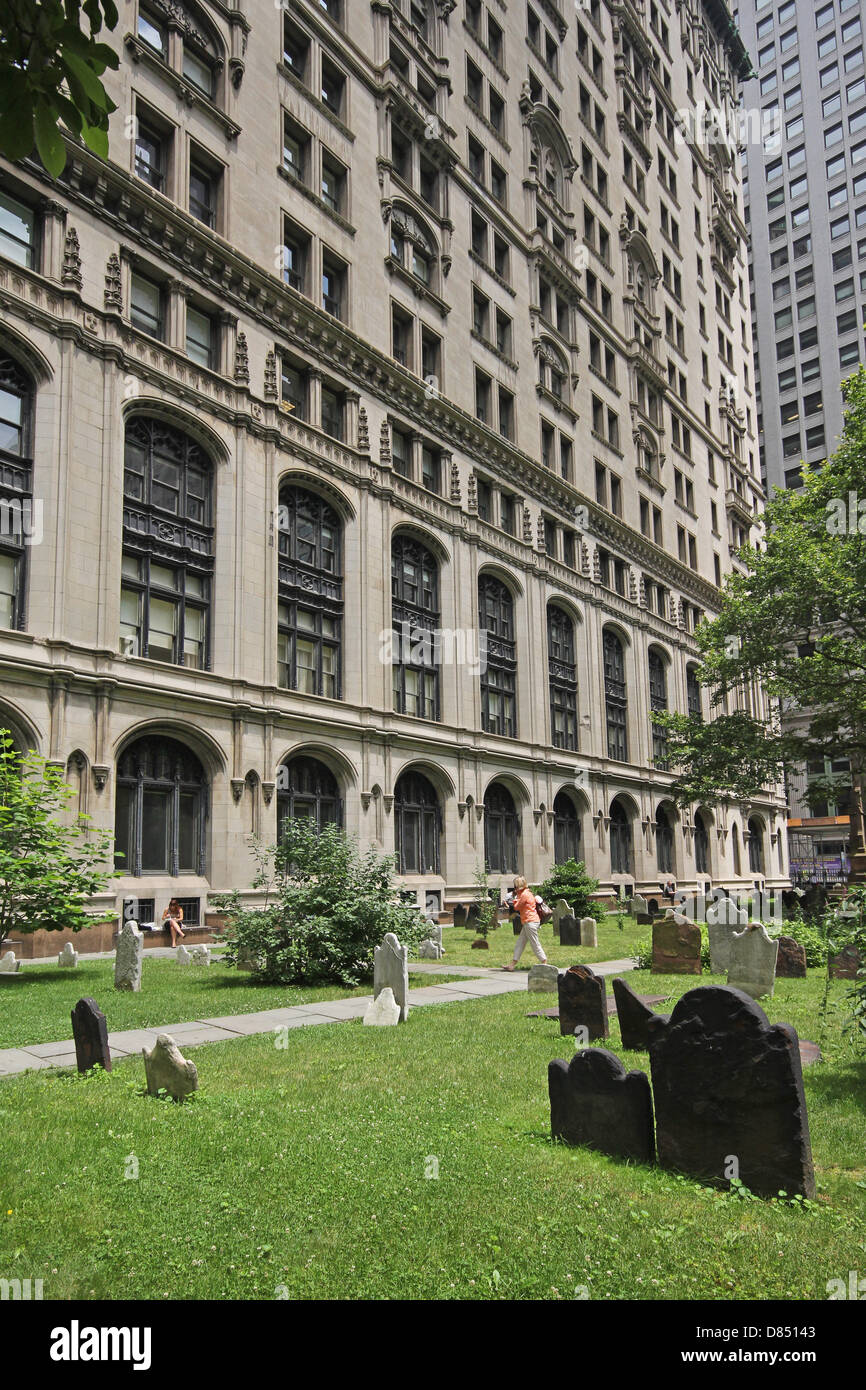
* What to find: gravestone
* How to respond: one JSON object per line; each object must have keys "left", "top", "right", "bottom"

{"left": 189, "top": 945, "right": 210, "bottom": 966}
{"left": 612, "top": 976, "right": 669, "bottom": 1051}
{"left": 114, "top": 920, "right": 143, "bottom": 992}
{"left": 453, "top": 903, "right": 467, "bottom": 928}
{"left": 418, "top": 938, "right": 444, "bottom": 959}
{"left": 580, "top": 917, "right": 598, "bottom": 948}
{"left": 57, "top": 942, "right": 78, "bottom": 968}
{"left": 142, "top": 1033, "right": 198, "bottom": 1102}
{"left": 528, "top": 963, "right": 560, "bottom": 993}
{"left": 236, "top": 945, "right": 257, "bottom": 972}
{"left": 727, "top": 924, "right": 778, "bottom": 1000}
{"left": 647, "top": 985, "right": 815, "bottom": 1198}
{"left": 551, "top": 900, "right": 571, "bottom": 938}
{"left": 707, "top": 896, "right": 748, "bottom": 928}
{"left": 829, "top": 944, "right": 863, "bottom": 980}
{"left": 71, "top": 997, "right": 111, "bottom": 1074}
{"left": 466, "top": 903, "right": 481, "bottom": 928}
{"left": 0, "top": 951, "right": 20, "bottom": 973}
{"left": 652, "top": 915, "right": 701, "bottom": 974}
{"left": 176, "top": 945, "right": 192, "bottom": 965}
{"left": 636, "top": 912, "right": 654, "bottom": 926}
{"left": 559, "top": 913, "right": 581, "bottom": 947}
{"left": 548, "top": 1049, "right": 654, "bottom": 1163}
{"left": 374, "top": 932, "right": 409, "bottom": 1022}
{"left": 775, "top": 936, "right": 807, "bottom": 979}
{"left": 707, "top": 922, "right": 737, "bottom": 975}
{"left": 557, "top": 964, "right": 608, "bottom": 1040}
{"left": 630, "top": 895, "right": 649, "bottom": 917}
{"left": 364, "top": 986, "right": 400, "bottom": 1026}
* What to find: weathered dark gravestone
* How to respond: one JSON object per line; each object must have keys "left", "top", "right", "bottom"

{"left": 558, "top": 913, "right": 581, "bottom": 946}
{"left": 453, "top": 903, "right": 467, "bottom": 928}
{"left": 549, "top": 1049, "right": 655, "bottom": 1163}
{"left": 652, "top": 914, "right": 702, "bottom": 974}
{"left": 466, "top": 903, "right": 481, "bottom": 928}
{"left": 71, "top": 997, "right": 112, "bottom": 1074}
{"left": 775, "top": 936, "right": 807, "bottom": 979}
{"left": 612, "top": 976, "right": 669, "bottom": 1051}
{"left": 647, "top": 986, "right": 815, "bottom": 1199}
{"left": 558, "top": 964, "right": 608, "bottom": 1040}
{"left": 829, "top": 944, "right": 863, "bottom": 980}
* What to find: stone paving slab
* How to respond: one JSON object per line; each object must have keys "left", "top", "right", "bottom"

{"left": 0, "top": 1050, "right": 54, "bottom": 1074}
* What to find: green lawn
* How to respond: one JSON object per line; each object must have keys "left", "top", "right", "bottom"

{"left": 442, "top": 912, "right": 644, "bottom": 968}
{"left": 1, "top": 967, "right": 863, "bottom": 1301}
{"left": 0, "top": 957, "right": 469, "bottom": 1050}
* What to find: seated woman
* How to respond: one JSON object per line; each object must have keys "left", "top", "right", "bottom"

{"left": 162, "top": 898, "right": 185, "bottom": 947}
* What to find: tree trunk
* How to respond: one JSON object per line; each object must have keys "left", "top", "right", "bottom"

{"left": 847, "top": 767, "right": 866, "bottom": 883}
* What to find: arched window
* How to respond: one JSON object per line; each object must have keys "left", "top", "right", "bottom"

{"left": 277, "top": 486, "right": 342, "bottom": 698}
{"left": 0, "top": 351, "right": 34, "bottom": 631}
{"left": 648, "top": 649, "right": 668, "bottom": 769}
{"left": 115, "top": 735, "right": 207, "bottom": 876}
{"left": 277, "top": 755, "right": 342, "bottom": 835}
{"left": 121, "top": 416, "right": 214, "bottom": 668}
{"left": 395, "top": 770, "right": 440, "bottom": 874}
{"left": 390, "top": 204, "right": 439, "bottom": 291}
{"left": 484, "top": 782, "right": 519, "bottom": 872}
{"left": 479, "top": 576, "right": 517, "bottom": 738}
{"left": 538, "top": 339, "right": 570, "bottom": 405}
{"left": 610, "top": 799, "right": 633, "bottom": 875}
{"left": 136, "top": 1, "right": 224, "bottom": 104}
{"left": 748, "top": 817, "right": 765, "bottom": 874}
{"left": 732, "top": 822, "right": 742, "bottom": 876}
{"left": 603, "top": 630, "right": 628, "bottom": 762}
{"left": 553, "top": 790, "right": 581, "bottom": 864}
{"left": 656, "top": 804, "right": 674, "bottom": 875}
{"left": 392, "top": 536, "right": 439, "bottom": 720}
{"left": 695, "top": 810, "right": 710, "bottom": 875}
{"left": 687, "top": 664, "right": 703, "bottom": 721}
{"left": 548, "top": 605, "right": 578, "bottom": 750}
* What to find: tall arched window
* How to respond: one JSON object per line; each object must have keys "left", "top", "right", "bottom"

{"left": 732, "top": 822, "right": 742, "bottom": 876}
{"left": 277, "top": 755, "right": 342, "bottom": 835}
{"left": 748, "top": 816, "right": 765, "bottom": 874}
{"left": 695, "top": 810, "right": 710, "bottom": 875}
{"left": 648, "top": 649, "right": 668, "bottom": 769}
{"left": 553, "top": 790, "right": 581, "bottom": 864}
{"left": 479, "top": 576, "right": 516, "bottom": 738}
{"left": 0, "top": 350, "right": 34, "bottom": 631}
{"left": 548, "top": 605, "right": 578, "bottom": 750}
{"left": 609, "top": 799, "right": 633, "bottom": 875}
{"left": 114, "top": 735, "right": 207, "bottom": 876}
{"left": 395, "top": 770, "right": 440, "bottom": 874}
{"left": 687, "top": 664, "right": 703, "bottom": 721}
{"left": 392, "top": 536, "right": 440, "bottom": 720}
{"left": 121, "top": 416, "right": 214, "bottom": 668}
{"left": 603, "top": 630, "right": 628, "bottom": 762}
{"left": 277, "top": 486, "right": 342, "bottom": 698}
{"left": 656, "top": 803, "right": 674, "bottom": 875}
{"left": 484, "top": 782, "right": 519, "bottom": 871}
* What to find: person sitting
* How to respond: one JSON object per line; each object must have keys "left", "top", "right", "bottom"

{"left": 162, "top": 898, "right": 185, "bottom": 947}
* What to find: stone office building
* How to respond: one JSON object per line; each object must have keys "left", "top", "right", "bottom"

{"left": 0, "top": 0, "right": 787, "bottom": 945}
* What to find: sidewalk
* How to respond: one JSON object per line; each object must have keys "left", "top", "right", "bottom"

{"left": 0, "top": 958, "right": 637, "bottom": 1078}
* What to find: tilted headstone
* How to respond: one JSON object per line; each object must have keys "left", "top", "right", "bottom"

{"left": 558, "top": 964, "right": 608, "bottom": 1040}
{"left": 418, "top": 938, "right": 444, "bottom": 959}
{"left": 559, "top": 913, "right": 581, "bottom": 946}
{"left": 189, "top": 945, "right": 211, "bottom": 966}
{"left": 647, "top": 985, "right": 815, "bottom": 1198}
{"left": 549, "top": 1048, "right": 655, "bottom": 1163}
{"left": 176, "top": 945, "right": 192, "bottom": 965}
{"left": 0, "top": 951, "right": 20, "bottom": 973}
{"left": 652, "top": 915, "right": 701, "bottom": 975}
{"left": 829, "top": 944, "right": 863, "bottom": 980}
{"left": 551, "top": 900, "right": 571, "bottom": 938}
{"left": 374, "top": 931, "right": 409, "bottom": 1022}
{"left": 142, "top": 1033, "right": 198, "bottom": 1102}
{"left": 630, "top": 895, "right": 649, "bottom": 917}
{"left": 71, "top": 997, "right": 112, "bottom": 1074}
{"left": 612, "top": 976, "right": 669, "bottom": 1051}
{"left": 707, "top": 922, "right": 737, "bottom": 975}
{"left": 727, "top": 924, "right": 778, "bottom": 1000}
{"left": 114, "top": 920, "right": 143, "bottom": 992}
{"left": 775, "top": 936, "right": 807, "bottom": 979}
{"left": 528, "top": 963, "right": 560, "bottom": 993}
{"left": 364, "top": 986, "right": 401, "bottom": 1026}
{"left": 57, "top": 942, "right": 78, "bottom": 968}
{"left": 580, "top": 917, "right": 598, "bottom": 948}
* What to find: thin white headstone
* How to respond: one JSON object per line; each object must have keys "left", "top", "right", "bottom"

{"left": 728, "top": 924, "right": 779, "bottom": 1000}
{"left": 374, "top": 932, "right": 409, "bottom": 1022}
{"left": 115, "top": 920, "right": 143, "bottom": 992}
{"left": 364, "top": 986, "right": 401, "bottom": 1026}
{"left": 57, "top": 942, "right": 79, "bottom": 968}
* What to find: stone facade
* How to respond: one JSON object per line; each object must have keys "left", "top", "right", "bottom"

{"left": 0, "top": 0, "right": 786, "bottom": 938}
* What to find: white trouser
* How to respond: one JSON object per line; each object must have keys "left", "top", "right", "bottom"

{"left": 513, "top": 920, "right": 546, "bottom": 963}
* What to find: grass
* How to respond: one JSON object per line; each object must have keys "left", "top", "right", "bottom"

{"left": 441, "top": 911, "right": 644, "bottom": 968}
{"left": 1, "top": 965, "right": 863, "bottom": 1301}
{"left": 0, "top": 957, "right": 469, "bottom": 1051}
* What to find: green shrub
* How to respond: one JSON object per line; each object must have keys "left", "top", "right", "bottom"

{"left": 535, "top": 859, "right": 603, "bottom": 922}
{"left": 214, "top": 820, "right": 428, "bottom": 987}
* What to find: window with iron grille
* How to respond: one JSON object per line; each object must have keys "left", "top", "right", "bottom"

{"left": 0, "top": 351, "right": 33, "bottom": 631}
{"left": 392, "top": 535, "right": 440, "bottom": 720}
{"left": 277, "top": 487, "right": 342, "bottom": 698}
{"left": 603, "top": 629, "right": 628, "bottom": 762}
{"left": 479, "top": 575, "right": 516, "bottom": 737}
{"left": 648, "top": 649, "right": 668, "bottom": 768}
{"left": 548, "top": 605, "right": 578, "bottom": 751}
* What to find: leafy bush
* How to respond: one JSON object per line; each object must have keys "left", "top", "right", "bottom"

{"left": 535, "top": 860, "right": 603, "bottom": 922}
{"left": 213, "top": 820, "right": 428, "bottom": 987}
{"left": 472, "top": 861, "right": 499, "bottom": 939}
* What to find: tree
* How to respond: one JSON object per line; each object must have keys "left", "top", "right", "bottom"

{"left": 0, "top": 734, "right": 115, "bottom": 950}
{"left": 657, "top": 366, "right": 866, "bottom": 878}
{"left": 536, "top": 859, "right": 603, "bottom": 921}
{"left": 0, "top": 0, "right": 119, "bottom": 177}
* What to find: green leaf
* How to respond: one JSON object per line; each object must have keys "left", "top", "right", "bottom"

{"left": 63, "top": 49, "right": 108, "bottom": 107}
{"left": 0, "top": 105, "right": 35, "bottom": 162}
{"left": 33, "top": 102, "right": 66, "bottom": 177}
{"left": 80, "top": 120, "right": 108, "bottom": 158}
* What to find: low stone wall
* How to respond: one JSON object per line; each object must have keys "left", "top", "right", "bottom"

{"left": 8, "top": 912, "right": 225, "bottom": 958}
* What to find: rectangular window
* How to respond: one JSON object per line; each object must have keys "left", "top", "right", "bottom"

{"left": 0, "top": 191, "right": 35, "bottom": 268}
{"left": 185, "top": 305, "right": 213, "bottom": 368}
{"left": 321, "top": 57, "right": 346, "bottom": 117}
{"left": 321, "top": 254, "right": 346, "bottom": 320}
{"left": 189, "top": 162, "right": 217, "bottom": 228}
{"left": 321, "top": 155, "right": 346, "bottom": 214}
{"left": 130, "top": 272, "right": 163, "bottom": 339}
{"left": 320, "top": 386, "right": 345, "bottom": 440}
{"left": 134, "top": 122, "right": 166, "bottom": 191}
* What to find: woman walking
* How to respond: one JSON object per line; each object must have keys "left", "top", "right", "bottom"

{"left": 502, "top": 876, "right": 548, "bottom": 970}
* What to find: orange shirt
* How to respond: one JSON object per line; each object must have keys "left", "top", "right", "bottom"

{"left": 514, "top": 888, "right": 540, "bottom": 925}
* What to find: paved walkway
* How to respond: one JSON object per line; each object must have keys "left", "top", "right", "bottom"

{"left": 0, "top": 958, "right": 637, "bottom": 1078}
